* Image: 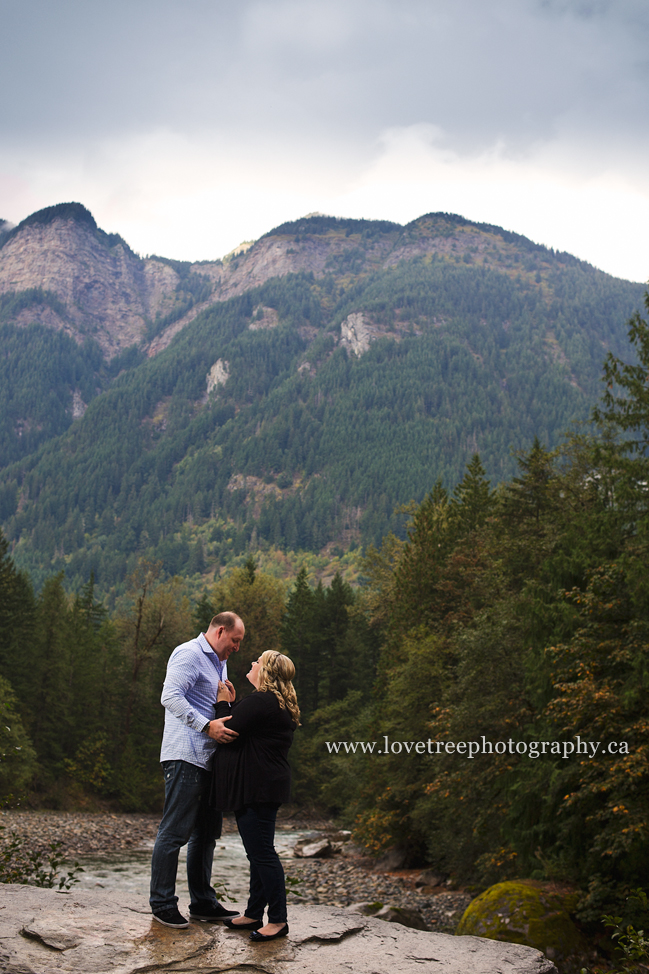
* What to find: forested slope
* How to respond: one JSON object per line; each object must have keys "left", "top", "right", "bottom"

{"left": 0, "top": 209, "right": 644, "bottom": 594}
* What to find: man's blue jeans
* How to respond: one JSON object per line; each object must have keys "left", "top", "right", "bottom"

{"left": 149, "top": 760, "right": 223, "bottom": 913}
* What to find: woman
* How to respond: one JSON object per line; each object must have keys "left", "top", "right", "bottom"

{"left": 212, "top": 650, "right": 300, "bottom": 942}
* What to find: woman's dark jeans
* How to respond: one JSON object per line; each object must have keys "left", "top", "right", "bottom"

{"left": 235, "top": 803, "right": 286, "bottom": 923}
{"left": 150, "top": 760, "right": 222, "bottom": 914}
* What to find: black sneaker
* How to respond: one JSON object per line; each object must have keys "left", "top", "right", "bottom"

{"left": 152, "top": 907, "right": 190, "bottom": 929}
{"left": 189, "top": 903, "right": 239, "bottom": 922}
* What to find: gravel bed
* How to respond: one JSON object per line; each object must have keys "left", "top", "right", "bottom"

{"left": 0, "top": 809, "right": 332, "bottom": 858}
{"left": 0, "top": 811, "right": 164, "bottom": 857}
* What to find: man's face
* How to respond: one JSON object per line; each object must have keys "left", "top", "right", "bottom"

{"left": 213, "top": 622, "right": 244, "bottom": 660}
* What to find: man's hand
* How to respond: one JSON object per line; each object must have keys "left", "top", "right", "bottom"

{"left": 207, "top": 716, "right": 239, "bottom": 743}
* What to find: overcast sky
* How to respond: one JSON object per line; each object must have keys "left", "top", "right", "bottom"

{"left": 2, "top": 0, "right": 648, "bottom": 280}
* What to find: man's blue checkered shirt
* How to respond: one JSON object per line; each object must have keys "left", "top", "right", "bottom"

{"left": 159, "top": 632, "right": 227, "bottom": 770}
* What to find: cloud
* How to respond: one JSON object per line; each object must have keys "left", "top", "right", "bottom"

{"left": 0, "top": 0, "right": 648, "bottom": 279}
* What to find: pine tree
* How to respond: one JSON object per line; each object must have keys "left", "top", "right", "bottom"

{"left": 449, "top": 454, "right": 494, "bottom": 533}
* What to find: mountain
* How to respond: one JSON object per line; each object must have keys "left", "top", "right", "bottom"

{"left": 0, "top": 204, "right": 644, "bottom": 594}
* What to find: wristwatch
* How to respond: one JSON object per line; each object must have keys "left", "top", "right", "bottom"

{"left": 202, "top": 720, "right": 211, "bottom": 733}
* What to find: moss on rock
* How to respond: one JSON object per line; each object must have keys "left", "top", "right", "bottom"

{"left": 456, "top": 880, "right": 589, "bottom": 965}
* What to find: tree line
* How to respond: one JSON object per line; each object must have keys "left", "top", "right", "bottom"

{"left": 297, "top": 295, "right": 649, "bottom": 925}
{"left": 0, "top": 536, "right": 373, "bottom": 813}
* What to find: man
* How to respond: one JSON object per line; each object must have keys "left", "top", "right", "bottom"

{"left": 149, "top": 611, "right": 244, "bottom": 928}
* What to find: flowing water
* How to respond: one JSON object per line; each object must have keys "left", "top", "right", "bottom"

{"left": 72, "top": 829, "right": 309, "bottom": 905}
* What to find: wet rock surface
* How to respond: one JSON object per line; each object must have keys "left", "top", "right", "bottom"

{"left": 0, "top": 885, "right": 557, "bottom": 974}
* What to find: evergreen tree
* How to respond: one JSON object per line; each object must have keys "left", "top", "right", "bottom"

{"left": 281, "top": 568, "right": 319, "bottom": 714}
{"left": 448, "top": 454, "right": 494, "bottom": 533}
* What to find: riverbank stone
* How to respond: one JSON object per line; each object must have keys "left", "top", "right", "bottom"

{"left": 0, "top": 884, "right": 558, "bottom": 973}
{"left": 294, "top": 837, "right": 333, "bottom": 858}
{"left": 456, "top": 880, "right": 590, "bottom": 966}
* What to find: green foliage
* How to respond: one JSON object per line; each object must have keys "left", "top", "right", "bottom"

{"left": 594, "top": 291, "right": 649, "bottom": 457}
{"left": 583, "top": 891, "right": 649, "bottom": 974}
{"left": 0, "top": 322, "right": 104, "bottom": 465}
{"left": 335, "top": 335, "right": 649, "bottom": 919}
{"left": 601, "top": 890, "right": 649, "bottom": 973}
{"left": 0, "top": 675, "right": 37, "bottom": 798}
{"left": 209, "top": 559, "right": 286, "bottom": 690}
{"left": 64, "top": 735, "right": 113, "bottom": 794}
{"left": 0, "top": 288, "right": 69, "bottom": 323}
{"left": 281, "top": 568, "right": 373, "bottom": 717}
{"left": 290, "top": 691, "right": 372, "bottom": 809}
{"left": 0, "top": 827, "right": 82, "bottom": 889}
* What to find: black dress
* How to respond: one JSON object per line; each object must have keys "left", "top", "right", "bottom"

{"left": 212, "top": 690, "right": 296, "bottom": 811}
{"left": 212, "top": 689, "right": 297, "bottom": 925}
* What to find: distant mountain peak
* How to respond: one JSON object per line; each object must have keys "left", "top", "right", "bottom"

{"left": 15, "top": 202, "right": 98, "bottom": 234}
{"left": 263, "top": 214, "right": 402, "bottom": 238}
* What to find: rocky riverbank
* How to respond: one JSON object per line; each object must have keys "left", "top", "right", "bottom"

{"left": 284, "top": 858, "right": 471, "bottom": 934}
{"left": 1, "top": 811, "right": 471, "bottom": 934}
{"left": 0, "top": 808, "right": 330, "bottom": 857}
{"left": 0, "top": 810, "right": 162, "bottom": 857}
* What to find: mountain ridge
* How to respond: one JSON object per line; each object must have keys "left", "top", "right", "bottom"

{"left": 0, "top": 202, "right": 622, "bottom": 361}
{"left": 0, "top": 202, "right": 645, "bottom": 595}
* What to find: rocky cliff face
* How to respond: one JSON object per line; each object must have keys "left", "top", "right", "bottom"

{"left": 0, "top": 206, "right": 180, "bottom": 358}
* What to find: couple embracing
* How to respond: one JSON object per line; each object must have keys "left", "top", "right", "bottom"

{"left": 149, "top": 612, "right": 300, "bottom": 943}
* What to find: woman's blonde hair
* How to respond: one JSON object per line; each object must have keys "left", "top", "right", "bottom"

{"left": 257, "top": 651, "right": 301, "bottom": 725}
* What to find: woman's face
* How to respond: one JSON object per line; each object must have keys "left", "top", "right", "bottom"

{"left": 247, "top": 656, "right": 262, "bottom": 689}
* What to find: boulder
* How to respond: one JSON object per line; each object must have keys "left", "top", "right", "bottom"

{"left": 0, "top": 884, "right": 557, "bottom": 974}
{"left": 456, "top": 880, "right": 590, "bottom": 966}
{"left": 347, "top": 901, "right": 429, "bottom": 931}
{"left": 325, "top": 830, "right": 352, "bottom": 843}
{"left": 293, "top": 829, "right": 352, "bottom": 857}
{"left": 293, "top": 837, "right": 333, "bottom": 858}
{"left": 373, "top": 905, "right": 429, "bottom": 931}
{"left": 347, "top": 901, "right": 385, "bottom": 916}
{"left": 326, "top": 830, "right": 352, "bottom": 853}
{"left": 416, "top": 869, "right": 446, "bottom": 888}
{"left": 372, "top": 845, "right": 409, "bottom": 871}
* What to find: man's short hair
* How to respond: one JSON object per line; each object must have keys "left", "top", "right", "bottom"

{"left": 209, "top": 611, "right": 242, "bottom": 631}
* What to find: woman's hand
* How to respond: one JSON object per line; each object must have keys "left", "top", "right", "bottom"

{"left": 217, "top": 680, "right": 236, "bottom": 703}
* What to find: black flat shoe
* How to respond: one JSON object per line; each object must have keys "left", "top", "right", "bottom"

{"left": 223, "top": 916, "right": 264, "bottom": 930}
{"left": 249, "top": 923, "right": 289, "bottom": 942}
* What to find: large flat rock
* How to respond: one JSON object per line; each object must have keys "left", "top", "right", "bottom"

{"left": 0, "top": 885, "right": 557, "bottom": 974}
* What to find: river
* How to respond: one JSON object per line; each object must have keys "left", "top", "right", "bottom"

{"left": 72, "top": 829, "right": 309, "bottom": 904}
